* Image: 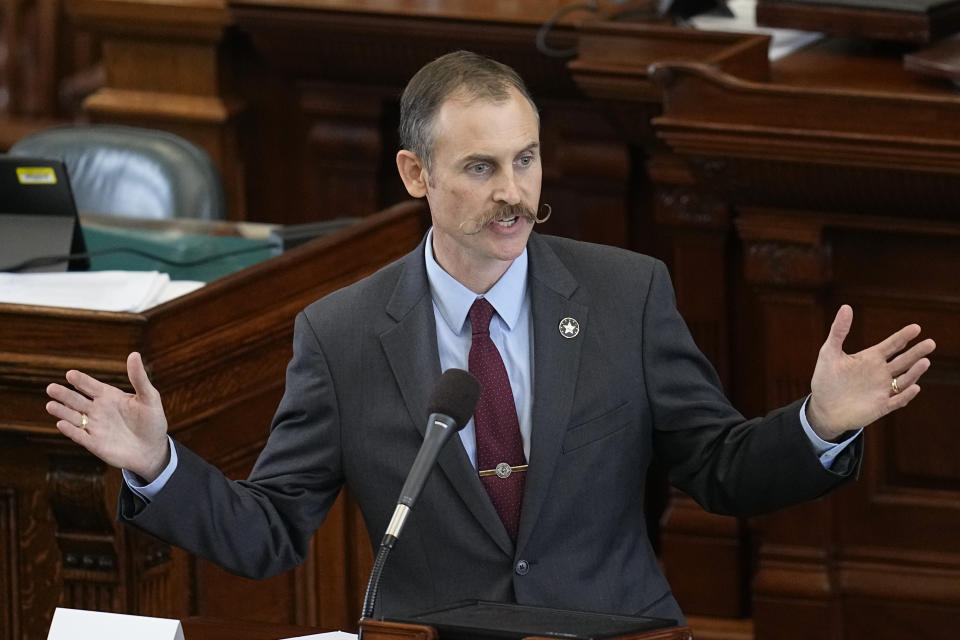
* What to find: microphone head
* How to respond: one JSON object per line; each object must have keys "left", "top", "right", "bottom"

{"left": 428, "top": 368, "right": 480, "bottom": 430}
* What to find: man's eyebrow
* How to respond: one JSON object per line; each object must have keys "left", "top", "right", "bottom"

{"left": 458, "top": 142, "right": 540, "bottom": 166}
{"left": 460, "top": 153, "right": 497, "bottom": 166}
{"left": 517, "top": 142, "right": 540, "bottom": 155}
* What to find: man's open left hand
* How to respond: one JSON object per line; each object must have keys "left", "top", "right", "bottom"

{"left": 807, "top": 304, "right": 936, "bottom": 441}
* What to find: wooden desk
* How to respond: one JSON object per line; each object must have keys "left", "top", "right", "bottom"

{"left": 0, "top": 200, "right": 428, "bottom": 640}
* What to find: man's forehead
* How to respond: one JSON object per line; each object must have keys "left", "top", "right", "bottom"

{"left": 432, "top": 88, "right": 540, "bottom": 159}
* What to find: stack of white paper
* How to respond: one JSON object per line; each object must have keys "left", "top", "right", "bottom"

{"left": 0, "top": 271, "right": 204, "bottom": 312}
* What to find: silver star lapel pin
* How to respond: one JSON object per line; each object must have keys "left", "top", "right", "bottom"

{"left": 559, "top": 317, "right": 580, "bottom": 339}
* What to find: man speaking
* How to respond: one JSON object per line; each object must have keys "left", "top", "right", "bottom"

{"left": 45, "top": 51, "right": 935, "bottom": 624}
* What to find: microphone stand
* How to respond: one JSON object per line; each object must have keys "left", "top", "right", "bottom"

{"left": 360, "top": 507, "right": 406, "bottom": 621}
{"left": 356, "top": 368, "right": 478, "bottom": 638}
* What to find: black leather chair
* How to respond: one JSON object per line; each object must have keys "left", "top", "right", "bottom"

{"left": 8, "top": 124, "right": 226, "bottom": 220}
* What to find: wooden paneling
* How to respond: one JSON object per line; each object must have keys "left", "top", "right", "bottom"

{"left": 651, "top": 37, "right": 960, "bottom": 638}
{"left": 0, "top": 489, "right": 18, "bottom": 640}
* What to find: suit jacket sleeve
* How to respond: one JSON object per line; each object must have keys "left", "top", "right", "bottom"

{"left": 117, "top": 311, "right": 345, "bottom": 579}
{"left": 644, "top": 260, "right": 860, "bottom": 516}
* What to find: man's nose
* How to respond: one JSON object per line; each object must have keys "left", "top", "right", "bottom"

{"left": 493, "top": 170, "right": 522, "bottom": 205}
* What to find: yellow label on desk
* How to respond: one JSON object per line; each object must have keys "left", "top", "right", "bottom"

{"left": 16, "top": 166, "right": 57, "bottom": 184}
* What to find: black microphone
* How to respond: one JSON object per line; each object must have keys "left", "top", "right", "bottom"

{"left": 360, "top": 368, "right": 480, "bottom": 622}
{"left": 395, "top": 368, "right": 479, "bottom": 512}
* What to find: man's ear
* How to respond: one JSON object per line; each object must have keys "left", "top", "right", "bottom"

{"left": 396, "top": 150, "right": 428, "bottom": 198}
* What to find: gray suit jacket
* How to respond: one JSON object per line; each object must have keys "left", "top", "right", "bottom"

{"left": 121, "top": 232, "right": 859, "bottom": 622}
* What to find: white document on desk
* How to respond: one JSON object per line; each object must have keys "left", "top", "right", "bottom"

{"left": 0, "top": 270, "right": 204, "bottom": 312}
{"left": 47, "top": 608, "right": 184, "bottom": 640}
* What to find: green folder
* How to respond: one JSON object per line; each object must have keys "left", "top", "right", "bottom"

{"left": 82, "top": 224, "right": 275, "bottom": 283}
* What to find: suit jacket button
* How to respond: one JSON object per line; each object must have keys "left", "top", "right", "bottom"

{"left": 515, "top": 560, "right": 530, "bottom": 576}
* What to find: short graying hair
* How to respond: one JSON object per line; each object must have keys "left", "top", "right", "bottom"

{"left": 399, "top": 50, "right": 539, "bottom": 170}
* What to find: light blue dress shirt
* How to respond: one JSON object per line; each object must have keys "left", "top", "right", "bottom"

{"left": 126, "top": 229, "right": 857, "bottom": 498}
{"left": 424, "top": 229, "right": 533, "bottom": 467}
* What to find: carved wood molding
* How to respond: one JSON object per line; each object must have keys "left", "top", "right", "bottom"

{"left": 839, "top": 555, "right": 960, "bottom": 605}
{"left": 67, "top": 0, "right": 233, "bottom": 40}
{"left": 570, "top": 22, "right": 770, "bottom": 103}
{"left": 650, "top": 61, "right": 960, "bottom": 176}
{"left": 84, "top": 90, "right": 243, "bottom": 125}
{"left": 698, "top": 159, "right": 960, "bottom": 221}
{"left": 46, "top": 451, "right": 119, "bottom": 605}
{"left": 736, "top": 209, "right": 832, "bottom": 288}
{"left": 753, "top": 544, "right": 837, "bottom": 600}
{"left": 3, "top": 448, "right": 64, "bottom": 640}
{"left": 655, "top": 186, "right": 730, "bottom": 229}
{"left": 651, "top": 59, "right": 960, "bottom": 137}
{"left": 157, "top": 337, "right": 290, "bottom": 428}
{"left": 744, "top": 242, "right": 832, "bottom": 288}
{"left": 657, "top": 121, "right": 960, "bottom": 175}
{"left": 757, "top": 543, "right": 960, "bottom": 611}
{"left": 133, "top": 540, "right": 176, "bottom": 617}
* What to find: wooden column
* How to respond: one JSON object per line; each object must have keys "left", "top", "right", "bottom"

{"left": 735, "top": 210, "right": 839, "bottom": 640}
{"left": 652, "top": 168, "right": 744, "bottom": 618}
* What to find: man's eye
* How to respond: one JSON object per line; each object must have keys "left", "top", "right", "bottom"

{"left": 517, "top": 156, "right": 533, "bottom": 167}
{"left": 469, "top": 163, "right": 490, "bottom": 175}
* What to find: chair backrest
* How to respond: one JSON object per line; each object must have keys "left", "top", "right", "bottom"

{"left": 8, "top": 124, "right": 226, "bottom": 220}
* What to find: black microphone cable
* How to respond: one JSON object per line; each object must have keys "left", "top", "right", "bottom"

{"left": 536, "top": 0, "right": 599, "bottom": 58}
{"left": 536, "top": 1, "right": 670, "bottom": 59}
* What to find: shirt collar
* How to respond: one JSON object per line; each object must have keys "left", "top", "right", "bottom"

{"left": 424, "top": 227, "right": 528, "bottom": 334}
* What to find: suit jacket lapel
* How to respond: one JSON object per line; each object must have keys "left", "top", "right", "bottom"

{"left": 517, "top": 234, "right": 586, "bottom": 553}
{"left": 380, "top": 237, "right": 514, "bottom": 555}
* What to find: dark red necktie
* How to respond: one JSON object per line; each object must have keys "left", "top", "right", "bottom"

{"left": 469, "top": 297, "right": 526, "bottom": 541}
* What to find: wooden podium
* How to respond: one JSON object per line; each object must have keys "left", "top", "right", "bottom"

{"left": 359, "top": 619, "right": 693, "bottom": 640}
{"left": 0, "top": 200, "right": 428, "bottom": 640}
{"left": 175, "top": 617, "right": 692, "bottom": 640}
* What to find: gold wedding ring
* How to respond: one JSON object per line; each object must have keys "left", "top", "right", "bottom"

{"left": 80, "top": 413, "right": 88, "bottom": 428}
{"left": 891, "top": 378, "right": 901, "bottom": 395}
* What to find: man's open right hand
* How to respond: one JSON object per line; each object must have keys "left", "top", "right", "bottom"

{"left": 45, "top": 351, "right": 170, "bottom": 482}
